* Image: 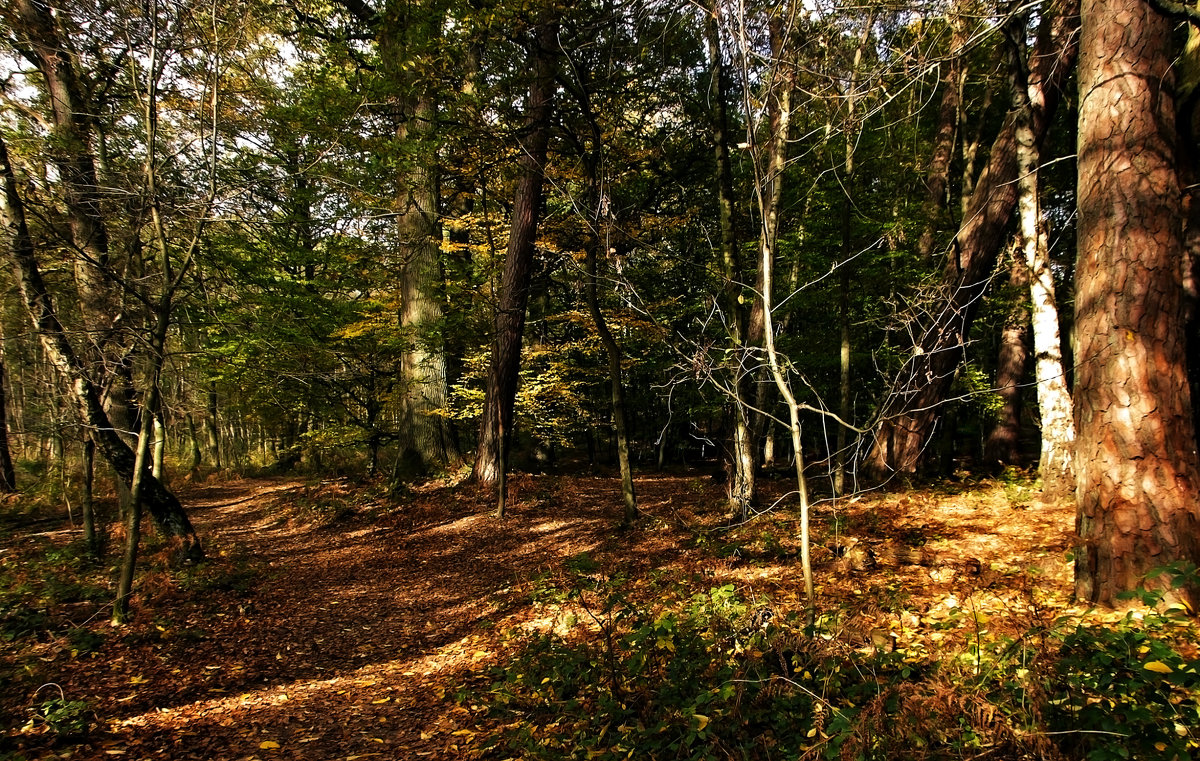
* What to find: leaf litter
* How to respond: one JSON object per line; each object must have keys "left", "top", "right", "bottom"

{"left": 0, "top": 470, "right": 1103, "bottom": 760}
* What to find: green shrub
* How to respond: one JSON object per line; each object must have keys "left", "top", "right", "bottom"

{"left": 478, "top": 559, "right": 1200, "bottom": 761}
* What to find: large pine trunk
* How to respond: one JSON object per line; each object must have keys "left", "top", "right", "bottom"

{"left": 863, "top": 0, "right": 1078, "bottom": 477}
{"left": 472, "top": 20, "right": 557, "bottom": 485}
{"left": 1073, "top": 0, "right": 1200, "bottom": 607}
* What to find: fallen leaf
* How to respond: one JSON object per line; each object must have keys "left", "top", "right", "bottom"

{"left": 1144, "top": 661, "right": 1174, "bottom": 674}
{"left": 260, "top": 740, "right": 281, "bottom": 750}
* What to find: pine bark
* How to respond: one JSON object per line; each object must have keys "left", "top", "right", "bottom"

{"left": 472, "top": 20, "right": 557, "bottom": 484}
{"left": 916, "top": 14, "right": 965, "bottom": 263}
{"left": 1074, "top": 0, "right": 1200, "bottom": 607}
{"left": 863, "top": 0, "right": 1078, "bottom": 477}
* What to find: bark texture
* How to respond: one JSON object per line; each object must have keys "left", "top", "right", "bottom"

{"left": 863, "top": 0, "right": 1078, "bottom": 477}
{"left": 472, "top": 20, "right": 557, "bottom": 484}
{"left": 703, "top": 1, "right": 758, "bottom": 517}
{"left": 397, "top": 91, "right": 456, "bottom": 473}
{"left": 1074, "top": 0, "right": 1200, "bottom": 607}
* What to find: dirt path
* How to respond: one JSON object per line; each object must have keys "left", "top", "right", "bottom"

{"left": 38, "top": 473, "right": 699, "bottom": 761}
{"left": 11, "top": 471, "right": 1076, "bottom": 760}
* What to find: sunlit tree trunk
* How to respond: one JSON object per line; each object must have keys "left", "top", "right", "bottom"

{"left": 1074, "top": 0, "right": 1200, "bottom": 607}
{"left": 1012, "top": 21, "right": 1075, "bottom": 499}
{"left": 473, "top": 19, "right": 557, "bottom": 485}
{"left": 863, "top": 0, "right": 1078, "bottom": 477}
{"left": 381, "top": 1, "right": 458, "bottom": 476}
{"left": 703, "top": 1, "right": 757, "bottom": 518}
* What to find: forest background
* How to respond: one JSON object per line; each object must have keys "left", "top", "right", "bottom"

{"left": 3, "top": 0, "right": 1200, "bottom": 757}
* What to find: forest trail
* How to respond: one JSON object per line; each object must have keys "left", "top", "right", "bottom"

{"left": 40, "top": 473, "right": 708, "bottom": 761}
{"left": 9, "top": 471, "right": 1078, "bottom": 760}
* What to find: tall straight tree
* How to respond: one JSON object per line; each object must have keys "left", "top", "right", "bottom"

{"left": 1012, "top": 9, "right": 1074, "bottom": 498}
{"left": 473, "top": 17, "right": 558, "bottom": 486}
{"left": 382, "top": 0, "right": 459, "bottom": 474}
{"left": 1074, "top": 0, "right": 1200, "bottom": 606}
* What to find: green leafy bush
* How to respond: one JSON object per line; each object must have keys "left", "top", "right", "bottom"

{"left": 479, "top": 560, "right": 1200, "bottom": 761}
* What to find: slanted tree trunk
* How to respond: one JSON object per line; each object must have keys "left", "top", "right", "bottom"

{"left": 917, "top": 14, "right": 966, "bottom": 263}
{"left": 983, "top": 243, "right": 1030, "bottom": 467}
{"left": 863, "top": 0, "right": 1078, "bottom": 477}
{"left": 0, "top": 133, "right": 201, "bottom": 559}
{"left": 473, "top": 19, "right": 557, "bottom": 485}
{"left": 1074, "top": 0, "right": 1200, "bottom": 608}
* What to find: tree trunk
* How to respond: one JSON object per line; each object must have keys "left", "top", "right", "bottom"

{"left": 703, "top": 1, "right": 758, "bottom": 517}
{"left": 472, "top": 19, "right": 557, "bottom": 484}
{"left": 82, "top": 437, "right": 98, "bottom": 556}
{"left": 391, "top": 20, "right": 457, "bottom": 475}
{"left": 916, "top": 12, "right": 965, "bottom": 262}
{"left": 1012, "top": 21, "right": 1076, "bottom": 499}
{"left": 0, "top": 339, "right": 18, "bottom": 493}
{"left": 983, "top": 243, "right": 1030, "bottom": 467}
{"left": 863, "top": 0, "right": 1078, "bottom": 477}
{"left": 205, "top": 382, "right": 221, "bottom": 469}
{"left": 114, "top": 378, "right": 157, "bottom": 625}
{"left": 185, "top": 412, "right": 202, "bottom": 475}
{"left": 1074, "top": 0, "right": 1200, "bottom": 608}
{"left": 0, "top": 133, "right": 201, "bottom": 560}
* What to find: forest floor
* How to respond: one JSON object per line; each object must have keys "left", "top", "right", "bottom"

{"left": 0, "top": 467, "right": 1107, "bottom": 760}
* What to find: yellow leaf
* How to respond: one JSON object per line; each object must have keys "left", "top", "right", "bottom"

{"left": 371, "top": 697, "right": 391, "bottom": 704}
{"left": 807, "top": 727, "right": 818, "bottom": 738}
{"left": 1156, "top": 743, "right": 1168, "bottom": 752}
{"left": 451, "top": 729, "right": 475, "bottom": 737}
{"left": 1145, "top": 661, "right": 1175, "bottom": 674}
{"left": 693, "top": 714, "right": 709, "bottom": 731}
{"left": 259, "top": 740, "right": 281, "bottom": 750}
{"left": 129, "top": 675, "right": 146, "bottom": 685}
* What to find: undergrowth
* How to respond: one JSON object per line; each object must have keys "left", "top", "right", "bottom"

{"left": 478, "top": 555, "right": 1200, "bottom": 761}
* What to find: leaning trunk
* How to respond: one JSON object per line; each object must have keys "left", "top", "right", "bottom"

{"left": 473, "top": 20, "right": 557, "bottom": 484}
{"left": 0, "top": 134, "right": 200, "bottom": 559}
{"left": 863, "top": 0, "right": 1078, "bottom": 477}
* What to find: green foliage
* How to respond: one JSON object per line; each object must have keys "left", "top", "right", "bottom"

{"left": 27, "top": 691, "right": 92, "bottom": 738}
{"left": 1047, "top": 612, "right": 1200, "bottom": 760}
{"left": 479, "top": 562, "right": 1200, "bottom": 761}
